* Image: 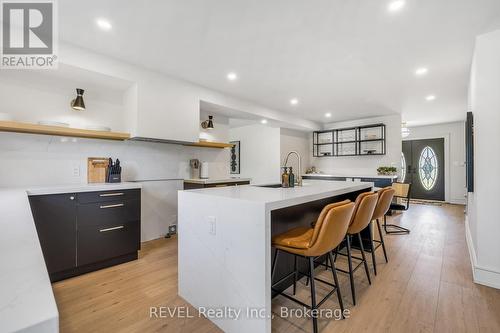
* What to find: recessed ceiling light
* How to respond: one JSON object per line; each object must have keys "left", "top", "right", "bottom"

{"left": 261, "top": 119, "right": 268, "bottom": 124}
{"left": 387, "top": 0, "right": 405, "bottom": 12}
{"left": 96, "top": 18, "right": 112, "bottom": 31}
{"left": 290, "top": 98, "right": 299, "bottom": 105}
{"left": 226, "top": 72, "right": 238, "bottom": 81}
{"left": 425, "top": 95, "right": 436, "bottom": 101}
{"left": 325, "top": 112, "right": 332, "bottom": 118}
{"left": 415, "top": 67, "right": 428, "bottom": 76}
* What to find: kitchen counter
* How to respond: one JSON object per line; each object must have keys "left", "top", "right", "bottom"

{"left": 0, "top": 182, "right": 141, "bottom": 333}
{"left": 183, "top": 179, "right": 371, "bottom": 210}
{"left": 303, "top": 173, "right": 398, "bottom": 179}
{"left": 178, "top": 180, "right": 372, "bottom": 333}
{"left": 183, "top": 178, "right": 252, "bottom": 185}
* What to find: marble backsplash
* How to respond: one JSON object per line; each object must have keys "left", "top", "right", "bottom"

{"left": 0, "top": 132, "right": 231, "bottom": 188}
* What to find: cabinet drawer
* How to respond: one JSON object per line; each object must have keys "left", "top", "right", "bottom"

{"left": 77, "top": 189, "right": 140, "bottom": 204}
{"left": 77, "top": 220, "right": 140, "bottom": 266}
{"left": 77, "top": 199, "right": 140, "bottom": 228}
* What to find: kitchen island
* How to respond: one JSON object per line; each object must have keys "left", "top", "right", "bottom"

{"left": 178, "top": 180, "right": 372, "bottom": 333}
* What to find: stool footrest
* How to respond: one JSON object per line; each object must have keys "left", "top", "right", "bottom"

{"left": 272, "top": 274, "right": 340, "bottom": 311}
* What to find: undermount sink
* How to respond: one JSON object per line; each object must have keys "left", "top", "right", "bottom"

{"left": 253, "top": 184, "right": 283, "bottom": 188}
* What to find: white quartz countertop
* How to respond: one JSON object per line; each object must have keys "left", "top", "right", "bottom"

{"left": 183, "top": 178, "right": 252, "bottom": 185}
{"left": 302, "top": 173, "right": 398, "bottom": 179}
{"left": 181, "top": 179, "right": 372, "bottom": 210}
{"left": 27, "top": 182, "right": 142, "bottom": 196}
{"left": 0, "top": 182, "right": 141, "bottom": 333}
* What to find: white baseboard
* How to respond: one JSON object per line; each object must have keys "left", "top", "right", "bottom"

{"left": 465, "top": 216, "right": 500, "bottom": 289}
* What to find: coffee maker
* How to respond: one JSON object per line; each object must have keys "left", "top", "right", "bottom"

{"left": 189, "top": 159, "right": 200, "bottom": 179}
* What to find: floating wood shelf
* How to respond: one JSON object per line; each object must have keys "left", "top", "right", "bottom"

{"left": 0, "top": 120, "right": 130, "bottom": 141}
{"left": 184, "top": 141, "right": 234, "bottom": 149}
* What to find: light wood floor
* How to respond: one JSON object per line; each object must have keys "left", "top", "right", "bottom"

{"left": 52, "top": 204, "right": 500, "bottom": 333}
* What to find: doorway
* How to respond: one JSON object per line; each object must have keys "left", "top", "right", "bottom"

{"left": 402, "top": 138, "right": 445, "bottom": 201}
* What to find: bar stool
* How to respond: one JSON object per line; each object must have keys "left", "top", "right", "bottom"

{"left": 333, "top": 192, "right": 379, "bottom": 305}
{"left": 271, "top": 200, "right": 355, "bottom": 333}
{"left": 370, "top": 187, "right": 395, "bottom": 275}
{"left": 387, "top": 182, "right": 412, "bottom": 234}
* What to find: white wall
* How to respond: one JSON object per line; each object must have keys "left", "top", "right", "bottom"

{"left": 229, "top": 125, "right": 281, "bottom": 184}
{"left": 405, "top": 122, "right": 466, "bottom": 204}
{"left": 280, "top": 128, "right": 311, "bottom": 175}
{"left": 0, "top": 132, "right": 229, "bottom": 242}
{"left": 310, "top": 114, "right": 402, "bottom": 176}
{"left": 466, "top": 29, "right": 500, "bottom": 289}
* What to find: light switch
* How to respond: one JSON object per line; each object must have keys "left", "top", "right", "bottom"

{"left": 208, "top": 216, "right": 216, "bottom": 235}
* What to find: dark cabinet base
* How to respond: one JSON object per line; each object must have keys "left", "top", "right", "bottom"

{"left": 50, "top": 252, "right": 138, "bottom": 282}
{"left": 29, "top": 188, "right": 141, "bottom": 283}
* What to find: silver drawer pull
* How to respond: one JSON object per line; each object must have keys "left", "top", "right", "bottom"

{"left": 100, "top": 203, "right": 124, "bottom": 209}
{"left": 99, "top": 192, "right": 124, "bottom": 197}
{"left": 99, "top": 226, "right": 124, "bottom": 232}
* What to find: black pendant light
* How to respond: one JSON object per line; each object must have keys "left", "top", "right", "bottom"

{"left": 201, "top": 115, "right": 214, "bottom": 129}
{"left": 71, "top": 88, "right": 86, "bottom": 111}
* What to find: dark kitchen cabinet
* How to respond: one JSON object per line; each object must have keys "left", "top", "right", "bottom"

{"left": 29, "top": 188, "right": 141, "bottom": 282}
{"left": 183, "top": 180, "right": 250, "bottom": 190}
{"left": 29, "top": 193, "right": 77, "bottom": 276}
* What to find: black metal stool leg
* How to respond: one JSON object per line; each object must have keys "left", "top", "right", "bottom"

{"left": 329, "top": 252, "right": 345, "bottom": 319}
{"left": 271, "top": 249, "right": 279, "bottom": 283}
{"left": 308, "top": 257, "right": 318, "bottom": 333}
{"left": 293, "top": 255, "right": 298, "bottom": 295}
{"left": 370, "top": 228, "right": 377, "bottom": 276}
{"left": 384, "top": 214, "right": 410, "bottom": 234}
{"left": 357, "top": 233, "right": 371, "bottom": 285}
{"left": 346, "top": 235, "right": 356, "bottom": 306}
{"left": 376, "top": 218, "right": 389, "bottom": 263}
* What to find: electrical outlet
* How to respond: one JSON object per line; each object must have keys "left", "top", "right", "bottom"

{"left": 72, "top": 164, "right": 80, "bottom": 177}
{"left": 208, "top": 216, "right": 216, "bottom": 235}
{"left": 168, "top": 224, "right": 177, "bottom": 235}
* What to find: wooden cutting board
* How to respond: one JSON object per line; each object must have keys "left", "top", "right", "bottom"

{"left": 87, "top": 157, "right": 109, "bottom": 183}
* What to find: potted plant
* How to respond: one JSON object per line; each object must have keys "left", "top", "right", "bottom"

{"left": 377, "top": 166, "right": 397, "bottom": 175}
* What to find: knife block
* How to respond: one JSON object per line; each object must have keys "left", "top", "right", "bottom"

{"left": 87, "top": 157, "right": 109, "bottom": 183}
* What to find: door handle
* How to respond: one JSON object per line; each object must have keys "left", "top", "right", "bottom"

{"left": 99, "top": 192, "right": 124, "bottom": 197}
{"left": 100, "top": 203, "right": 124, "bottom": 209}
{"left": 99, "top": 225, "right": 124, "bottom": 232}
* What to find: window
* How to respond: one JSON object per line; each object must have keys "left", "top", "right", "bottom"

{"left": 419, "top": 146, "right": 438, "bottom": 190}
{"left": 401, "top": 152, "right": 406, "bottom": 182}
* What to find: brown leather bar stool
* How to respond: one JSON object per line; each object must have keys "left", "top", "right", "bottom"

{"left": 333, "top": 192, "right": 379, "bottom": 306}
{"left": 271, "top": 200, "right": 355, "bottom": 333}
{"left": 370, "top": 187, "right": 395, "bottom": 275}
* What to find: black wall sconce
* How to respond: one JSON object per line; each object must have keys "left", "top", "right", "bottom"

{"left": 71, "top": 88, "right": 86, "bottom": 111}
{"left": 201, "top": 115, "right": 214, "bottom": 129}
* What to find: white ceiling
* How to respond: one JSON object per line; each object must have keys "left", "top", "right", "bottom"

{"left": 59, "top": 0, "right": 500, "bottom": 126}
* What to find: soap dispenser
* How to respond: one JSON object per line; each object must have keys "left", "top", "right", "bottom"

{"left": 288, "top": 167, "right": 295, "bottom": 187}
{"left": 281, "top": 167, "right": 289, "bottom": 188}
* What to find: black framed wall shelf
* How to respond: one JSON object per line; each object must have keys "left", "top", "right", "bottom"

{"left": 313, "top": 123, "right": 386, "bottom": 157}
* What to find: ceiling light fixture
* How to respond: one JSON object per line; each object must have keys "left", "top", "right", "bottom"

{"left": 261, "top": 119, "right": 268, "bottom": 124}
{"left": 325, "top": 112, "right": 332, "bottom": 118}
{"left": 70, "top": 88, "right": 86, "bottom": 111}
{"left": 425, "top": 95, "right": 436, "bottom": 101}
{"left": 201, "top": 115, "right": 214, "bottom": 129}
{"left": 96, "top": 18, "right": 112, "bottom": 31}
{"left": 415, "top": 67, "right": 428, "bottom": 76}
{"left": 226, "top": 72, "right": 238, "bottom": 81}
{"left": 290, "top": 98, "right": 299, "bottom": 105}
{"left": 388, "top": 0, "right": 405, "bottom": 12}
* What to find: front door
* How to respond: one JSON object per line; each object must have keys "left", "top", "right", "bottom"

{"left": 402, "top": 138, "right": 445, "bottom": 201}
